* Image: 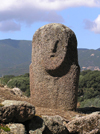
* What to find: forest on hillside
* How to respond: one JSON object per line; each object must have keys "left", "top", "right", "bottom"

{"left": 78, "top": 70, "right": 100, "bottom": 107}
{"left": 0, "top": 70, "right": 100, "bottom": 108}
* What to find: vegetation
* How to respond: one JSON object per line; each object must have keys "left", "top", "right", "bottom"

{"left": 78, "top": 70, "right": 100, "bottom": 108}
{"left": 0, "top": 73, "right": 30, "bottom": 97}
{"left": 0, "top": 124, "right": 10, "bottom": 132}
{"left": 1, "top": 70, "right": 100, "bottom": 107}
{"left": 0, "top": 39, "right": 32, "bottom": 77}
{"left": 0, "top": 75, "right": 15, "bottom": 85}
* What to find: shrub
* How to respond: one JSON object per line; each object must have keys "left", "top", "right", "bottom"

{"left": 0, "top": 124, "right": 10, "bottom": 132}
{"left": 0, "top": 75, "right": 15, "bottom": 85}
{"left": 79, "top": 97, "right": 100, "bottom": 108}
{"left": 79, "top": 70, "right": 100, "bottom": 88}
{"left": 24, "top": 88, "right": 30, "bottom": 97}
{"left": 7, "top": 77, "right": 30, "bottom": 92}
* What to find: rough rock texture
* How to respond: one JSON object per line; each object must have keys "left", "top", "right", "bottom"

{"left": 7, "top": 123, "right": 26, "bottom": 134}
{"left": 29, "top": 116, "right": 45, "bottom": 134}
{"left": 0, "top": 129, "right": 13, "bottom": 134}
{"left": 66, "top": 112, "right": 100, "bottom": 134}
{"left": 12, "top": 88, "right": 23, "bottom": 96}
{"left": 42, "top": 115, "right": 69, "bottom": 134}
{"left": 30, "top": 23, "right": 80, "bottom": 111}
{"left": 0, "top": 100, "right": 35, "bottom": 123}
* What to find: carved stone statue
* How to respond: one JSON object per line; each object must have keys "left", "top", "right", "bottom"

{"left": 30, "top": 23, "right": 80, "bottom": 111}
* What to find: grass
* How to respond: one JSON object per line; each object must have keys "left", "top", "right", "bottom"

{"left": 0, "top": 124, "right": 10, "bottom": 132}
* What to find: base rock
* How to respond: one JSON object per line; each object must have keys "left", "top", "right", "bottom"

{"left": 66, "top": 112, "right": 100, "bottom": 134}
{"left": 42, "top": 115, "right": 69, "bottom": 134}
{"left": 0, "top": 100, "right": 35, "bottom": 123}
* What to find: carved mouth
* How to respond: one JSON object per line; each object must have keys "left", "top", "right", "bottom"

{"left": 50, "top": 55, "right": 55, "bottom": 58}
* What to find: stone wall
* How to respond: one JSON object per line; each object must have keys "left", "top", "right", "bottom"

{"left": 30, "top": 23, "right": 80, "bottom": 111}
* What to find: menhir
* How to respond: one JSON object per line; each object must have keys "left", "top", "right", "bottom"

{"left": 30, "top": 23, "right": 80, "bottom": 111}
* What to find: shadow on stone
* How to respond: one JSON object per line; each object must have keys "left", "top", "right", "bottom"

{"left": 77, "top": 107, "right": 100, "bottom": 114}
{"left": 46, "top": 34, "right": 79, "bottom": 77}
{"left": 28, "top": 116, "right": 45, "bottom": 134}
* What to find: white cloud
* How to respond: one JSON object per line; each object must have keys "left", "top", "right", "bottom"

{"left": 0, "top": 0, "right": 100, "bottom": 32}
{"left": 0, "top": 0, "right": 65, "bottom": 32}
{"left": 91, "top": 15, "right": 100, "bottom": 33}
{"left": 0, "top": 0, "right": 100, "bottom": 11}
{"left": 84, "top": 15, "right": 100, "bottom": 34}
{"left": 0, "top": 21, "right": 21, "bottom": 32}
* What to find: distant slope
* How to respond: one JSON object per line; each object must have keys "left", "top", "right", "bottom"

{"left": 0, "top": 39, "right": 32, "bottom": 76}
{"left": 0, "top": 39, "right": 100, "bottom": 77}
{"left": 97, "top": 48, "right": 100, "bottom": 51}
{"left": 78, "top": 49, "right": 100, "bottom": 71}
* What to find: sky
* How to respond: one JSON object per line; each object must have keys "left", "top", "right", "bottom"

{"left": 0, "top": 0, "right": 100, "bottom": 49}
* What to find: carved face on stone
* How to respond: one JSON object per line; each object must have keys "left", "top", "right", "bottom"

{"left": 32, "top": 23, "right": 77, "bottom": 73}
{"left": 43, "top": 36, "right": 67, "bottom": 71}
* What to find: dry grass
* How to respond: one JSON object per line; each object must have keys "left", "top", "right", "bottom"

{"left": 0, "top": 87, "right": 31, "bottom": 103}
{"left": 0, "top": 87, "right": 85, "bottom": 121}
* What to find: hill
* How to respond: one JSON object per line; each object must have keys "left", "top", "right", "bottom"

{"left": 0, "top": 39, "right": 32, "bottom": 77}
{"left": 0, "top": 39, "right": 100, "bottom": 76}
{"left": 78, "top": 49, "right": 100, "bottom": 71}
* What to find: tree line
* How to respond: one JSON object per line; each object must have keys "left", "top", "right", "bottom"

{"left": 1, "top": 70, "right": 100, "bottom": 107}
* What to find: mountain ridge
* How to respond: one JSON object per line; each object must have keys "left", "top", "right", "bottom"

{"left": 0, "top": 39, "right": 100, "bottom": 77}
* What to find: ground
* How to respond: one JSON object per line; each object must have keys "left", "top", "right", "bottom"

{"left": 0, "top": 87, "right": 85, "bottom": 121}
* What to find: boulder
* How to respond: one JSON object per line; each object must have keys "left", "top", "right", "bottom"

{"left": 0, "top": 129, "right": 12, "bottom": 134}
{"left": 66, "top": 112, "right": 100, "bottom": 134}
{"left": 12, "top": 88, "right": 23, "bottom": 96}
{"left": 42, "top": 115, "right": 69, "bottom": 134}
{"left": 0, "top": 123, "right": 26, "bottom": 134}
{"left": 0, "top": 100, "right": 35, "bottom": 123}
{"left": 29, "top": 116, "right": 45, "bottom": 134}
{"left": 7, "top": 123, "right": 26, "bottom": 134}
{"left": 28, "top": 115, "right": 69, "bottom": 134}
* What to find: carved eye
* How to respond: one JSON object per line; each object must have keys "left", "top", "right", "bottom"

{"left": 52, "top": 40, "right": 59, "bottom": 53}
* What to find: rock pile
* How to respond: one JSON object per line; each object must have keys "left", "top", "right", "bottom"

{"left": 0, "top": 100, "right": 68, "bottom": 134}
{"left": 1, "top": 100, "right": 100, "bottom": 134}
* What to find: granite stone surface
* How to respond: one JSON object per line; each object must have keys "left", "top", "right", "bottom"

{"left": 30, "top": 23, "right": 80, "bottom": 111}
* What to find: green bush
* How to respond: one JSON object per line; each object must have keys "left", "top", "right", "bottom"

{"left": 78, "top": 88, "right": 100, "bottom": 103}
{"left": 0, "top": 124, "right": 10, "bottom": 132}
{"left": 7, "top": 77, "right": 30, "bottom": 92}
{"left": 84, "top": 88, "right": 100, "bottom": 99}
{"left": 78, "top": 70, "right": 100, "bottom": 108}
{"left": 0, "top": 75, "right": 15, "bottom": 85}
{"left": 0, "top": 73, "right": 30, "bottom": 97}
{"left": 24, "top": 88, "right": 30, "bottom": 97}
{"left": 80, "top": 97, "right": 100, "bottom": 108}
{"left": 79, "top": 70, "right": 100, "bottom": 88}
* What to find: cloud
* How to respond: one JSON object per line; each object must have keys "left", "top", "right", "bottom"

{"left": 0, "top": 1, "right": 64, "bottom": 31}
{"left": 42, "top": 11, "right": 64, "bottom": 22}
{"left": 0, "top": 20, "right": 21, "bottom": 32}
{"left": 84, "top": 15, "right": 100, "bottom": 34}
{"left": 0, "top": 0, "right": 100, "bottom": 31}
{"left": 0, "top": 0, "right": 100, "bottom": 11}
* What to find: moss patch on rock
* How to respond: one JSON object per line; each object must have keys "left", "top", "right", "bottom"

{"left": 0, "top": 124, "right": 10, "bottom": 132}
